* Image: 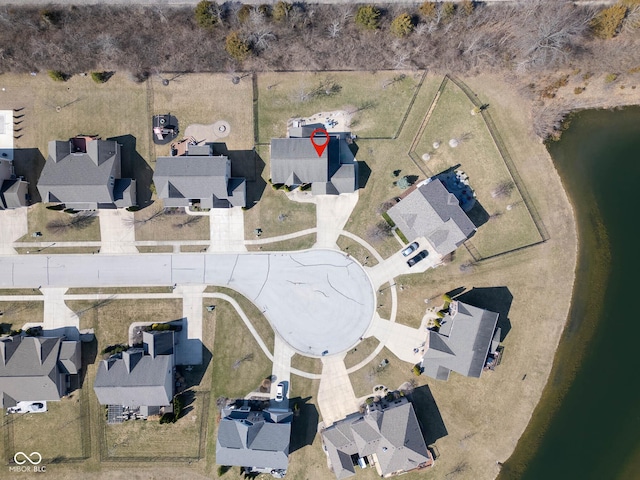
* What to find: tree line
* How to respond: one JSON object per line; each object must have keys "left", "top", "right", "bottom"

{"left": 0, "top": 1, "right": 638, "bottom": 137}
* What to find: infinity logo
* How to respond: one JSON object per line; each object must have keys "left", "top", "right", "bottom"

{"left": 13, "top": 451, "right": 42, "bottom": 465}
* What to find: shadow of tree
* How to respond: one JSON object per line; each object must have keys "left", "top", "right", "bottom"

{"left": 456, "top": 286, "right": 513, "bottom": 341}
{"left": 289, "top": 396, "right": 319, "bottom": 454}
{"left": 108, "top": 134, "right": 153, "bottom": 208}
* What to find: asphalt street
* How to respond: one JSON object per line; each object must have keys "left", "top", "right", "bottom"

{"left": 0, "top": 250, "right": 375, "bottom": 356}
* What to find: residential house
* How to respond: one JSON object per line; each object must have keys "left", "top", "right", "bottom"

{"left": 387, "top": 179, "right": 476, "bottom": 257}
{"left": 322, "top": 396, "right": 434, "bottom": 479}
{"left": 153, "top": 142, "right": 246, "bottom": 208}
{"left": 216, "top": 400, "right": 293, "bottom": 477}
{"left": 0, "top": 158, "right": 28, "bottom": 209}
{"left": 270, "top": 127, "right": 357, "bottom": 195}
{"left": 37, "top": 135, "right": 136, "bottom": 210}
{"left": 93, "top": 330, "right": 175, "bottom": 421}
{"left": 421, "top": 300, "right": 500, "bottom": 381}
{"left": 0, "top": 335, "right": 81, "bottom": 409}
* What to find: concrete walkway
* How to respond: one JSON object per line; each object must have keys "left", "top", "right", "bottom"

{"left": 368, "top": 316, "right": 426, "bottom": 364}
{"left": 208, "top": 207, "right": 247, "bottom": 253}
{"left": 244, "top": 228, "right": 317, "bottom": 246}
{"left": 98, "top": 209, "right": 137, "bottom": 254}
{"left": 317, "top": 354, "right": 359, "bottom": 426}
{"left": 0, "top": 208, "right": 27, "bottom": 255}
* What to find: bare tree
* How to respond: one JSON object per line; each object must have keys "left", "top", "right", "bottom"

{"left": 491, "top": 180, "right": 515, "bottom": 199}
{"left": 327, "top": 19, "right": 341, "bottom": 38}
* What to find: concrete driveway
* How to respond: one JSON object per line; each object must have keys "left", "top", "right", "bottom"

{"left": 317, "top": 355, "right": 359, "bottom": 426}
{"left": 208, "top": 207, "right": 246, "bottom": 253}
{"left": 0, "top": 249, "right": 375, "bottom": 356}
{"left": 98, "top": 209, "right": 137, "bottom": 254}
{"left": 0, "top": 208, "right": 27, "bottom": 254}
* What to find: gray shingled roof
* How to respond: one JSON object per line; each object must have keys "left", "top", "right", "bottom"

{"left": 270, "top": 138, "right": 329, "bottom": 185}
{"left": 387, "top": 179, "right": 476, "bottom": 256}
{"left": 58, "top": 341, "right": 81, "bottom": 375}
{"left": 421, "top": 301, "right": 499, "bottom": 380}
{"left": 216, "top": 408, "right": 292, "bottom": 470}
{"left": 322, "top": 400, "right": 432, "bottom": 479}
{"left": 37, "top": 139, "right": 135, "bottom": 208}
{"left": 0, "top": 336, "right": 79, "bottom": 407}
{"left": 154, "top": 153, "right": 246, "bottom": 208}
{"left": 93, "top": 350, "right": 173, "bottom": 407}
{"left": 0, "top": 179, "right": 28, "bottom": 209}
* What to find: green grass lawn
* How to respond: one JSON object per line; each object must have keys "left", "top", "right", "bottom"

{"left": 412, "top": 79, "right": 542, "bottom": 258}
{"left": 256, "top": 71, "right": 422, "bottom": 144}
{"left": 103, "top": 393, "right": 203, "bottom": 459}
{"left": 6, "top": 393, "right": 85, "bottom": 462}
{"left": 134, "top": 205, "right": 210, "bottom": 241}
{"left": 349, "top": 347, "right": 424, "bottom": 398}
{"left": 344, "top": 337, "right": 380, "bottom": 370}
{"left": 205, "top": 287, "right": 275, "bottom": 354}
{"left": 20, "top": 204, "right": 101, "bottom": 243}
{"left": 0, "top": 301, "right": 44, "bottom": 333}
{"left": 291, "top": 354, "right": 323, "bottom": 375}
{"left": 336, "top": 235, "right": 379, "bottom": 267}
{"left": 151, "top": 73, "right": 254, "bottom": 153}
{"left": 243, "top": 185, "right": 316, "bottom": 240}
{"left": 246, "top": 233, "right": 316, "bottom": 252}
{"left": 343, "top": 74, "right": 444, "bottom": 259}
{"left": 67, "top": 299, "right": 183, "bottom": 348}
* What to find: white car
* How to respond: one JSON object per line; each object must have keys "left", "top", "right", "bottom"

{"left": 401, "top": 242, "right": 419, "bottom": 257}
{"left": 275, "top": 383, "right": 285, "bottom": 402}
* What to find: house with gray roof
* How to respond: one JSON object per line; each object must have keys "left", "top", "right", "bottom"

{"left": 216, "top": 400, "right": 292, "bottom": 477}
{"left": 93, "top": 330, "right": 174, "bottom": 420}
{"left": 270, "top": 128, "right": 357, "bottom": 195}
{"left": 387, "top": 179, "right": 476, "bottom": 257}
{"left": 321, "top": 397, "right": 433, "bottom": 479}
{"left": 37, "top": 136, "right": 136, "bottom": 210}
{"left": 0, "top": 335, "right": 81, "bottom": 409}
{"left": 0, "top": 158, "right": 28, "bottom": 209}
{"left": 154, "top": 142, "right": 246, "bottom": 208}
{"left": 421, "top": 300, "right": 500, "bottom": 381}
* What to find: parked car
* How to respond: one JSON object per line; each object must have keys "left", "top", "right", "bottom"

{"left": 401, "top": 242, "right": 419, "bottom": 257}
{"left": 407, "top": 250, "right": 429, "bottom": 267}
{"left": 275, "top": 383, "right": 284, "bottom": 402}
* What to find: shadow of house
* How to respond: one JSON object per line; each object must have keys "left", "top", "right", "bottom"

{"left": 179, "top": 343, "right": 212, "bottom": 391}
{"left": 357, "top": 160, "right": 371, "bottom": 190}
{"left": 465, "top": 201, "right": 490, "bottom": 230}
{"left": 8, "top": 148, "right": 45, "bottom": 204}
{"left": 456, "top": 287, "right": 513, "bottom": 342}
{"left": 289, "top": 396, "right": 319, "bottom": 454}
{"left": 209, "top": 142, "right": 266, "bottom": 208}
{"left": 409, "top": 384, "right": 448, "bottom": 446}
{"left": 79, "top": 337, "right": 98, "bottom": 389}
{"left": 108, "top": 134, "right": 153, "bottom": 208}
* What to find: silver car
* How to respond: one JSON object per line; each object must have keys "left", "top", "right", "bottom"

{"left": 402, "top": 242, "right": 419, "bottom": 257}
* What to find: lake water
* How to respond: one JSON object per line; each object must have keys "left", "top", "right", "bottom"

{"left": 499, "top": 106, "right": 640, "bottom": 479}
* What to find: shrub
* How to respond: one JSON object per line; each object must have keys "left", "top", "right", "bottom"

{"left": 365, "top": 396, "right": 374, "bottom": 405}
{"left": 194, "top": 0, "right": 219, "bottom": 29}
{"left": 442, "top": 2, "right": 456, "bottom": 20}
{"left": 237, "top": 4, "right": 252, "bottom": 23}
{"left": 591, "top": 4, "right": 627, "bottom": 39}
{"left": 225, "top": 31, "right": 250, "bottom": 61}
{"left": 460, "top": 0, "right": 475, "bottom": 16}
{"left": 396, "top": 176, "right": 410, "bottom": 189}
{"left": 412, "top": 364, "right": 422, "bottom": 376}
{"left": 442, "top": 293, "right": 452, "bottom": 303}
{"left": 391, "top": 13, "right": 414, "bottom": 37}
{"left": 355, "top": 5, "right": 381, "bottom": 30}
{"left": 101, "top": 344, "right": 127, "bottom": 355}
{"left": 605, "top": 73, "right": 619, "bottom": 83}
{"left": 419, "top": 2, "right": 437, "bottom": 19}
{"left": 90, "top": 71, "right": 112, "bottom": 84}
{"left": 574, "top": 87, "right": 585, "bottom": 94}
{"left": 150, "top": 322, "right": 171, "bottom": 331}
{"left": 436, "top": 310, "right": 445, "bottom": 318}
{"left": 47, "top": 70, "right": 68, "bottom": 82}
{"left": 273, "top": 1, "right": 292, "bottom": 21}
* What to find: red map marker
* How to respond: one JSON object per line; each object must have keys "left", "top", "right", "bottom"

{"left": 310, "top": 128, "right": 329, "bottom": 157}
